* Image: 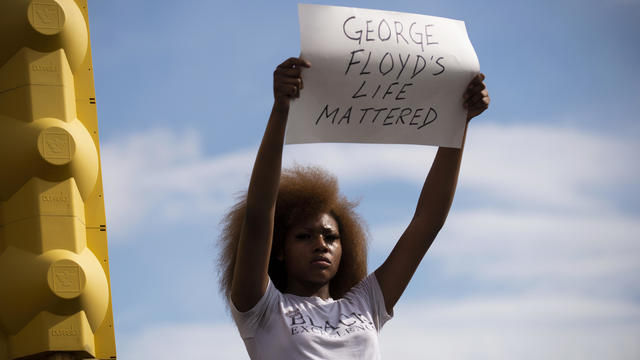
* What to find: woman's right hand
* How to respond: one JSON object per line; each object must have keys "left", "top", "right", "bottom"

{"left": 273, "top": 57, "right": 311, "bottom": 109}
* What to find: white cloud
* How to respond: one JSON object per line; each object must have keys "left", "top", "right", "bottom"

{"left": 118, "top": 322, "right": 248, "bottom": 360}
{"left": 284, "top": 123, "right": 639, "bottom": 212}
{"left": 381, "top": 294, "right": 640, "bottom": 359}
{"left": 437, "top": 209, "right": 640, "bottom": 290}
{"left": 99, "top": 123, "right": 639, "bottom": 240}
{"left": 100, "top": 129, "right": 255, "bottom": 239}
{"left": 369, "top": 209, "right": 640, "bottom": 296}
{"left": 461, "top": 123, "right": 638, "bottom": 212}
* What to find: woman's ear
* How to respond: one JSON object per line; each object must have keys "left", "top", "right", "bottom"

{"left": 276, "top": 248, "right": 284, "bottom": 261}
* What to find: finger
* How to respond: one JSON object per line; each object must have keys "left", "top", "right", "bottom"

{"left": 465, "top": 89, "right": 489, "bottom": 105}
{"left": 274, "top": 67, "right": 302, "bottom": 78}
{"left": 472, "top": 73, "right": 485, "bottom": 84}
{"left": 274, "top": 66, "right": 305, "bottom": 91}
{"left": 274, "top": 75, "right": 302, "bottom": 89}
{"left": 463, "top": 86, "right": 484, "bottom": 100}
{"left": 466, "top": 73, "right": 486, "bottom": 90}
{"left": 463, "top": 85, "right": 485, "bottom": 102}
{"left": 468, "top": 80, "right": 486, "bottom": 93}
{"left": 467, "top": 95, "right": 490, "bottom": 111}
{"left": 275, "top": 81, "right": 298, "bottom": 92}
{"left": 464, "top": 80, "right": 486, "bottom": 98}
{"left": 465, "top": 95, "right": 489, "bottom": 111}
{"left": 278, "top": 57, "right": 311, "bottom": 69}
{"left": 275, "top": 84, "right": 298, "bottom": 97}
{"left": 278, "top": 57, "right": 300, "bottom": 68}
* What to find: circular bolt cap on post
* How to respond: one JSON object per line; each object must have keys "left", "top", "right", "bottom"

{"left": 27, "top": 0, "right": 66, "bottom": 36}
{"left": 37, "top": 127, "right": 76, "bottom": 166}
{"left": 47, "top": 259, "right": 86, "bottom": 300}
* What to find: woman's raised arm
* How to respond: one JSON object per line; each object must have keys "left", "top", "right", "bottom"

{"left": 230, "top": 58, "right": 310, "bottom": 312}
{"left": 375, "top": 73, "right": 490, "bottom": 314}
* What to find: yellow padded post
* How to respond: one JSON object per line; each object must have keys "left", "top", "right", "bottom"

{"left": 0, "top": 0, "right": 117, "bottom": 359}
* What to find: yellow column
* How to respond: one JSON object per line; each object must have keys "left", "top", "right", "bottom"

{"left": 0, "top": 1, "right": 117, "bottom": 359}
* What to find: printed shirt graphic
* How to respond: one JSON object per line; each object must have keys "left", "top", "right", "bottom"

{"left": 231, "top": 273, "right": 393, "bottom": 360}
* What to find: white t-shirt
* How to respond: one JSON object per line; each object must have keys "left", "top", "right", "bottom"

{"left": 230, "top": 273, "right": 393, "bottom": 359}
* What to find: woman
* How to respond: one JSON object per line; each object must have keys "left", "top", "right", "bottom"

{"left": 219, "top": 57, "right": 490, "bottom": 359}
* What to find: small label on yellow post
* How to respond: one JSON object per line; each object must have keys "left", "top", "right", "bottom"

{"left": 51, "top": 326, "right": 79, "bottom": 337}
{"left": 37, "top": 127, "right": 76, "bottom": 165}
{"left": 47, "top": 259, "right": 86, "bottom": 299}
{"left": 27, "top": 0, "right": 66, "bottom": 35}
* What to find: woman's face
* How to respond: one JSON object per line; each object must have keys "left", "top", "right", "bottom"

{"left": 281, "top": 212, "right": 342, "bottom": 290}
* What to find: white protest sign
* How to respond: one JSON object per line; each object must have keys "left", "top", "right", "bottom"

{"left": 287, "top": 4, "right": 480, "bottom": 148}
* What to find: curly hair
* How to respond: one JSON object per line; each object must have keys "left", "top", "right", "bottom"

{"left": 218, "top": 166, "right": 368, "bottom": 307}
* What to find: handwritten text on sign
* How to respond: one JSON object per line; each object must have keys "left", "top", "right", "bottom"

{"left": 287, "top": 4, "right": 480, "bottom": 148}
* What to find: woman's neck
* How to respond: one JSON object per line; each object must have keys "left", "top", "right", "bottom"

{"left": 285, "top": 280, "right": 331, "bottom": 299}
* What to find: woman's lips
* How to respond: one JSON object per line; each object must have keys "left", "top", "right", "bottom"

{"left": 311, "top": 258, "right": 331, "bottom": 267}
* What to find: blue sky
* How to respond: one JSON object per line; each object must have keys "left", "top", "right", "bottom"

{"left": 85, "top": 0, "right": 639, "bottom": 358}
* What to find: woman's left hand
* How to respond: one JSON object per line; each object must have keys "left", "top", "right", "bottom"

{"left": 463, "top": 73, "right": 490, "bottom": 121}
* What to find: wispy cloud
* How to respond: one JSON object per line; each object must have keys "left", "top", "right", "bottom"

{"left": 461, "top": 123, "right": 638, "bottom": 212}
{"left": 118, "top": 322, "right": 247, "bottom": 360}
{"left": 101, "top": 129, "right": 255, "bottom": 238}
{"left": 381, "top": 294, "right": 640, "bottom": 359}
{"left": 100, "top": 122, "right": 638, "bottom": 239}
{"left": 371, "top": 209, "right": 640, "bottom": 297}
{"left": 284, "top": 123, "right": 638, "bottom": 211}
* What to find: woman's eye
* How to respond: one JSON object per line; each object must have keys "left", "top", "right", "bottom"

{"left": 295, "top": 233, "right": 310, "bottom": 240}
{"left": 325, "top": 235, "right": 339, "bottom": 242}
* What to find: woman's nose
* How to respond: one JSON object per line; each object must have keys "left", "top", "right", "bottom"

{"left": 313, "top": 235, "right": 329, "bottom": 252}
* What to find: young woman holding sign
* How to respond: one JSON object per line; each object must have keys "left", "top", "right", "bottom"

{"left": 218, "top": 57, "right": 489, "bottom": 359}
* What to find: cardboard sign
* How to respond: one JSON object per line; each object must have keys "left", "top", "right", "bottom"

{"left": 287, "top": 4, "right": 480, "bottom": 148}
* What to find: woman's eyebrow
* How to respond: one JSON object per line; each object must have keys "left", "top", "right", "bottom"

{"left": 299, "top": 225, "right": 338, "bottom": 233}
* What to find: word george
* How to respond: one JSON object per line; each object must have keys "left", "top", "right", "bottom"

{"left": 343, "top": 16, "right": 438, "bottom": 52}
{"left": 345, "top": 50, "right": 445, "bottom": 80}
{"left": 315, "top": 105, "right": 438, "bottom": 130}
